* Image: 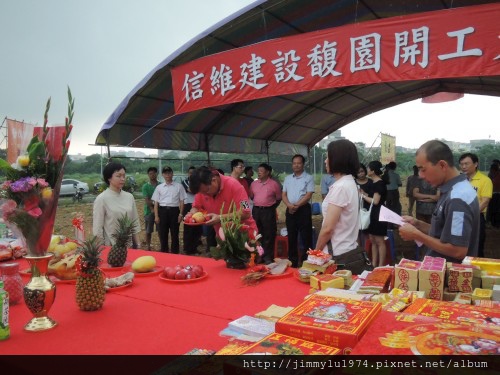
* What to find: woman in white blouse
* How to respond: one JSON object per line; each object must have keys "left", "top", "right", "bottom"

{"left": 315, "top": 139, "right": 372, "bottom": 274}
{"left": 93, "top": 162, "right": 141, "bottom": 246}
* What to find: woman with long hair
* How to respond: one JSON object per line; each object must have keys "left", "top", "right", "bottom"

{"left": 315, "top": 140, "right": 371, "bottom": 275}
{"left": 361, "top": 160, "right": 388, "bottom": 267}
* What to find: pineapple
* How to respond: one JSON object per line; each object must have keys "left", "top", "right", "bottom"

{"left": 107, "top": 213, "right": 136, "bottom": 267}
{"left": 76, "top": 236, "right": 106, "bottom": 311}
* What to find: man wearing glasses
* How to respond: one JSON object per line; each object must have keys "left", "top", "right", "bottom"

{"left": 230, "top": 159, "right": 250, "bottom": 197}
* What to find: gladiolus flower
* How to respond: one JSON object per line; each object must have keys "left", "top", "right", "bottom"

{"left": 218, "top": 226, "right": 225, "bottom": 241}
{"left": 24, "top": 195, "right": 40, "bottom": 212}
{"left": 27, "top": 207, "right": 42, "bottom": 218}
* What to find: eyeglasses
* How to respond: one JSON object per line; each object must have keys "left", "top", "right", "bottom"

{"left": 236, "top": 165, "right": 245, "bottom": 169}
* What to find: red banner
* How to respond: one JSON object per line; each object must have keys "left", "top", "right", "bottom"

{"left": 6, "top": 119, "right": 35, "bottom": 164}
{"left": 33, "top": 126, "right": 67, "bottom": 161}
{"left": 172, "top": 3, "right": 500, "bottom": 114}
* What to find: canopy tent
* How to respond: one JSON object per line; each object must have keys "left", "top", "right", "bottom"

{"left": 96, "top": 0, "right": 500, "bottom": 157}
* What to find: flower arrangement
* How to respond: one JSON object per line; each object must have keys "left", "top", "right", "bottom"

{"left": 210, "top": 201, "right": 264, "bottom": 268}
{"left": 72, "top": 211, "right": 85, "bottom": 243}
{"left": 0, "top": 88, "right": 74, "bottom": 256}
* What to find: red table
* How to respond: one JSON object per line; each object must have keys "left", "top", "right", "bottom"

{"left": 2, "top": 249, "right": 309, "bottom": 355}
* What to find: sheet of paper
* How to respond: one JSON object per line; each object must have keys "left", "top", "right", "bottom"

{"left": 379, "top": 205, "right": 404, "bottom": 226}
{"left": 378, "top": 206, "right": 423, "bottom": 247}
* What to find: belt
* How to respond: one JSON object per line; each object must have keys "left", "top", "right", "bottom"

{"left": 159, "top": 206, "right": 179, "bottom": 209}
{"left": 254, "top": 205, "right": 274, "bottom": 209}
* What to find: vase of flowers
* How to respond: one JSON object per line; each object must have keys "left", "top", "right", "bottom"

{"left": 0, "top": 88, "right": 74, "bottom": 331}
{"left": 210, "top": 201, "right": 264, "bottom": 269}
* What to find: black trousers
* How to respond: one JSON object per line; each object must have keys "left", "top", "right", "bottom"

{"left": 182, "top": 203, "right": 202, "bottom": 254}
{"left": 285, "top": 203, "right": 312, "bottom": 267}
{"left": 158, "top": 206, "right": 180, "bottom": 253}
{"left": 252, "top": 206, "right": 277, "bottom": 263}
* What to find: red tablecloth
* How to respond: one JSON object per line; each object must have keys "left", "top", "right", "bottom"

{"left": 2, "top": 249, "right": 309, "bottom": 354}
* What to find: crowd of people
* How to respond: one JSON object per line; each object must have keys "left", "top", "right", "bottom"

{"left": 91, "top": 139, "right": 497, "bottom": 274}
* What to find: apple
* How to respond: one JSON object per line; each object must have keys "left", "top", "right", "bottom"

{"left": 174, "top": 270, "right": 187, "bottom": 280}
{"left": 174, "top": 264, "right": 183, "bottom": 271}
{"left": 184, "top": 270, "right": 195, "bottom": 279}
{"left": 163, "top": 267, "right": 177, "bottom": 279}
{"left": 193, "top": 265, "right": 204, "bottom": 278}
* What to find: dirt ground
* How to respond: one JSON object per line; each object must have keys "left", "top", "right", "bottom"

{"left": 54, "top": 187, "right": 499, "bottom": 263}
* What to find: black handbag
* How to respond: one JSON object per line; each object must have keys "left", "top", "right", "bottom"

{"left": 328, "top": 244, "right": 373, "bottom": 275}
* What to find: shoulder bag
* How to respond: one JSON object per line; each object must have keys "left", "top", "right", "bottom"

{"left": 359, "top": 195, "right": 373, "bottom": 230}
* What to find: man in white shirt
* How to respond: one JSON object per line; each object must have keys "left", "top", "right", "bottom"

{"left": 152, "top": 166, "right": 186, "bottom": 253}
{"left": 282, "top": 154, "right": 315, "bottom": 267}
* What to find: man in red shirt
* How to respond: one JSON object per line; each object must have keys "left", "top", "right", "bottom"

{"left": 230, "top": 158, "right": 250, "bottom": 197}
{"left": 189, "top": 167, "right": 257, "bottom": 236}
{"left": 250, "top": 163, "right": 282, "bottom": 264}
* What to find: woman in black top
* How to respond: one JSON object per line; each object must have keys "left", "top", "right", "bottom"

{"left": 360, "top": 161, "right": 387, "bottom": 267}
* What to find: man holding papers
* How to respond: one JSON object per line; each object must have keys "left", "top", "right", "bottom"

{"left": 398, "top": 140, "right": 480, "bottom": 263}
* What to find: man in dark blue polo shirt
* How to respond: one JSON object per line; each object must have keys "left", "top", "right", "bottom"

{"left": 399, "top": 140, "right": 479, "bottom": 263}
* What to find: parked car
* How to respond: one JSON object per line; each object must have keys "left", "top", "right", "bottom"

{"left": 60, "top": 179, "right": 89, "bottom": 196}
{"left": 94, "top": 176, "right": 137, "bottom": 194}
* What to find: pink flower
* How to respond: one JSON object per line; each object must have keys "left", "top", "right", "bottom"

{"left": 257, "top": 245, "right": 264, "bottom": 256}
{"left": 36, "top": 178, "right": 49, "bottom": 188}
{"left": 218, "top": 227, "right": 225, "bottom": 241}
{"left": 1, "top": 200, "right": 17, "bottom": 220}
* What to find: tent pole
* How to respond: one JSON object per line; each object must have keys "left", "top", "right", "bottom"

{"left": 104, "top": 130, "right": 111, "bottom": 161}
{"left": 205, "top": 132, "right": 211, "bottom": 166}
{"left": 265, "top": 140, "right": 270, "bottom": 164}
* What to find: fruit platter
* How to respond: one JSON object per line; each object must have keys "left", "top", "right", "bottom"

{"left": 183, "top": 210, "right": 209, "bottom": 225}
{"left": 105, "top": 272, "right": 135, "bottom": 292}
{"left": 130, "top": 255, "right": 162, "bottom": 276}
{"left": 159, "top": 264, "right": 208, "bottom": 283}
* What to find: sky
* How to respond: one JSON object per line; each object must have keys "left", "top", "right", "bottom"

{"left": 1, "top": 0, "right": 499, "bottom": 157}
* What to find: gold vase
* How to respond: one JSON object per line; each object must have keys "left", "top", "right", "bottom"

{"left": 23, "top": 254, "right": 57, "bottom": 331}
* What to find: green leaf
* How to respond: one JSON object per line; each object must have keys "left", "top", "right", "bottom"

{"left": 26, "top": 135, "right": 41, "bottom": 153}
{"left": 0, "top": 158, "right": 13, "bottom": 170}
{"left": 28, "top": 141, "right": 46, "bottom": 162}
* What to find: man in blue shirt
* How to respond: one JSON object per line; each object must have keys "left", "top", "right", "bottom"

{"left": 320, "top": 174, "right": 335, "bottom": 199}
{"left": 399, "top": 141, "right": 479, "bottom": 263}
{"left": 282, "top": 154, "right": 315, "bottom": 267}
